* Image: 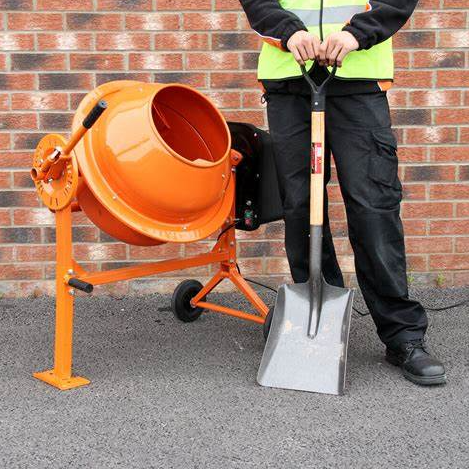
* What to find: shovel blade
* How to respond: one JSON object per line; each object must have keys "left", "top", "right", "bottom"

{"left": 257, "top": 279, "right": 354, "bottom": 395}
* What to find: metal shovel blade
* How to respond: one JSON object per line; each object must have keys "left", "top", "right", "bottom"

{"left": 257, "top": 278, "right": 354, "bottom": 395}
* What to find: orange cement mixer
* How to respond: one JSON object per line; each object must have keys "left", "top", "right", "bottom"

{"left": 31, "top": 80, "right": 270, "bottom": 391}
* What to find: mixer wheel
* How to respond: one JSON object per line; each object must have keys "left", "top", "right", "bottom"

{"left": 171, "top": 279, "right": 206, "bottom": 323}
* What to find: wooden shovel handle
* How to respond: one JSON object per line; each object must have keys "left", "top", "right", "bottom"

{"left": 310, "top": 111, "right": 325, "bottom": 225}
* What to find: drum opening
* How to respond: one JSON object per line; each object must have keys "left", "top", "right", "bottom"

{"left": 152, "top": 86, "right": 230, "bottom": 165}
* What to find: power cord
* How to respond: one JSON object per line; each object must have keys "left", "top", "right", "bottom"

{"left": 236, "top": 262, "right": 469, "bottom": 316}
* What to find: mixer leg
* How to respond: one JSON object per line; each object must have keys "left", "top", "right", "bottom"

{"left": 34, "top": 206, "right": 90, "bottom": 390}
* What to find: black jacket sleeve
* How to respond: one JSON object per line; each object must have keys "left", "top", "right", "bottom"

{"left": 343, "top": 0, "right": 419, "bottom": 50}
{"left": 239, "top": 0, "right": 307, "bottom": 50}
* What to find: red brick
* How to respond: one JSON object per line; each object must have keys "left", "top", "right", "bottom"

{"left": 406, "top": 127, "right": 457, "bottom": 144}
{"left": 398, "top": 147, "right": 427, "bottom": 163}
{"left": 158, "top": 0, "right": 211, "bottom": 9}
{"left": 8, "top": 13, "right": 63, "bottom": 31}
{"left": 0, "top": 0, "right": 32, "bottom": 9}
{"left": 126, "top": 13, "right": 180, "bottom": 30}
{"left": 0, "top": 171, "right": 10, "bottom": 188}
{"left": 96, "top": 33, "right": 151, "bottom": 50}
{"left": 13, "top": 208, "right": 55, "bottom": 226}
{"left": 443, "top": 0, "right": 468, "bottom": 6}
{"left": 0, "top": 74, "right": 36, "bottom": 91}
{"left": 401, "top": 202, "right": 453, "bottom": 218}
{"left": 0, "top": 264, "right": 43, "bottom": 280}
{"left": 0, "top": 134, "right": 10, "bottom": 150}
{"left": 439, "top": 30, "right": 469, "bottom": 48}
{"left": 0, "top": 246, "right": 14, "bottom": 261}
{"left": 413, "top": 12, "right": 466, "bottom": 29}
{"left": 455, "top": 238, "right": 469, "bottom": 253}
{"left": 430, "top": 219, "right": 469, "bottom": 235}
{"left": 73, "top": 244, "right": 127, "bottom": 261}
{"left": 430, "top": 254, "right": 469, "bottom": 270}
{"left": 11, "top": 53, "right": 67, "bottom": 71}
{"left": 222, "top": 110, "right": 265, "bottom": 127}
{"left": 183, "top": 12, "right": 238, "bottom": 30}
{"left": 129, "top": 53, "right": 183, "bottom": 70}
{"left": 429, "top": 183, "right": 469, "bottom": 200}
{"left": 154, "top": 32, "right": 209, "bottom": 50}
{"left": 66, "top": 13, "right": 123, "bottom": 31}
{"left": 37, "top": 0, "right": 93, "bottom": 9}
{"left": 0, "top": 151, "right": 32, "bottom": 168}
{"left": 214, "top": 0, "right": 240, "bottom": 9}
{"left": 393, "top": 31, "right": 436, "bottom": 48}
{"left": 97, "top": 0, "right": 152, "bottom": 10}
{"left": 405, "top": 237, "right": 453, "bottom": 254}
{"left": 242, "top": 91, "right": 264, "bottom": 109}
{"left": 70, "top": 53, "right": 125, "bottom": 70}
{"left": 0, "top": 33, "right": 34, "bottom": 51}
{"left": 11, "top": 92, "right": 68, "bottom": 110}
{"left": 187, "top": 52, "right": 240, "bottom": 70}
{"left": 38, "top": 33, "right": 93, "bottom": 50}
{"left": 413, "top": 50, "right": 464, "bottom": 68}
{"left": 12, "top": 171, "right": 34, "bottom": 188}
{"left": 437, "top": 70, "right": 469, "bottom": 87}
{"left": 435, "top": 109, "right": 469, "bottom": 125}
{"left": 430, "top": 147, "right": 469, "bottom": 162}
{"left": 456, "top": 203, "right": 469, "bottom": 217}
{"left": 403, "top": 219, "right": 427, "bottom": 235}
{"left": 205, "top": 91, "right": 241, "bottom": 109}
{"left": 210, "top": 71, "right": 257, "bottom": 88}
{"left": 16, "top": 245, "right": 55, "bottom": 262}
{"left": 394, "top": 70, "right": 433, "bottom": 88}
{"left": 0, "top": 113, "right": 37, "bottom": 130}
{"left": 409, "top": 90, "right": 461, "bottom": 107}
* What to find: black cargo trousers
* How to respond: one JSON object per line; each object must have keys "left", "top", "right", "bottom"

{"left": 265, "top": 86, "right": 428, "bottom": 346}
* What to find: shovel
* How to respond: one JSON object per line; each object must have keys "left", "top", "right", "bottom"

{"left": 257, "top": 64, "right": 354, "bottom": 395}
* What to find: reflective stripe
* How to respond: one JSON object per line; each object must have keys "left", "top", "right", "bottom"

{"left": 288, "top": 5, "right": 364, "bottom": 25}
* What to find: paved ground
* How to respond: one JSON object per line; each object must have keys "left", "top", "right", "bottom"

{"left": 0, "top": 287, "right": 468, "bottom": 468}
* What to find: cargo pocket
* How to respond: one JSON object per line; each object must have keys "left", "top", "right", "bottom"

{"left": 367, "top": 128, "right": 402, "bottom": 209}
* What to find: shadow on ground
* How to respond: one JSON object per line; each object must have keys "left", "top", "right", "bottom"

{"left": 0, "top": 287, "right": 468, "bottom": 468}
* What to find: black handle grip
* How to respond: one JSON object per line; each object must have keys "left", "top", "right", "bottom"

{"left": 82, "top": 100, "right": 107, "bottom": 129}
{"left": 68, "top": 278, "right": 94, "bottom": 294}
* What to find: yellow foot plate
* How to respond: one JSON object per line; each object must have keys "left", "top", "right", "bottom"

{"left": 33, "top": 370, "right": 90, "bottom": 390}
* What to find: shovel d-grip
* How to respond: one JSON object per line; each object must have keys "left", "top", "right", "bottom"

{"left": 31, "top": 82, "right": 270, "bottom": 391}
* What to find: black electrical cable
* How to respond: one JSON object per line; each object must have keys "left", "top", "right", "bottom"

{"left": 216, "top": 219, "right": 241, "bottom": 241}
{"left": 236, "top": 260, "right": 468, "bottom": 316}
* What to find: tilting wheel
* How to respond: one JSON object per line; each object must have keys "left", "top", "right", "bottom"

{"left": 263, "top": 307, "right": 275, "bottom": 341}
{"left": 171, "top": 279, "right": 206, "bottom": 323}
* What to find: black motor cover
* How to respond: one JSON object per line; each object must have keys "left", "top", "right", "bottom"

{"left": 228, "top": 121, "right": 283, "bottom": 231}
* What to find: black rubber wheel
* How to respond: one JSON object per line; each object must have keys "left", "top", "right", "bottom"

{"left": 171, "top": 279, "right": 206, "bottom": 323}
{"left": 263, "top": 307, "right": 275, "bottom": 341}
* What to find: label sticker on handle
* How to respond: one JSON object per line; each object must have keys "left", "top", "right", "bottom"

{"left": 311, "top": 142, "right": 322, "bottom": 174}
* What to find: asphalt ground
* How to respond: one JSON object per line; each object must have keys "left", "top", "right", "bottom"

{"left": 0, "top": 287, "right": 468, "bottom": 468}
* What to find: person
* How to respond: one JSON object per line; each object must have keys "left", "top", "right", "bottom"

{"left": 239, "top": 0, "right": 446, "bottom": 385}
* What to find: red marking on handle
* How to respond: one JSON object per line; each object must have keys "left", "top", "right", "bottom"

{"left": 311, "top": 142, "right": 322, "bottom": 174}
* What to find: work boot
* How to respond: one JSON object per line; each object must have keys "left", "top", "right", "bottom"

{"left": 385, "top": 339, "right": 446, "bottom": 386}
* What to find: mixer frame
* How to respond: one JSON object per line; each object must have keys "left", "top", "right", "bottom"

{"left": 32, "top": 112, "right": 270, "bottom": 389}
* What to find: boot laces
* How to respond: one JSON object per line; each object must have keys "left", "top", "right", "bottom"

{"left": 405, "top": 339, "right": 429, "bottom": 354}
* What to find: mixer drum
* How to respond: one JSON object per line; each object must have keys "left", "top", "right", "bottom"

{"left": 72, "top": 80, "right": 234, "bottom": 245}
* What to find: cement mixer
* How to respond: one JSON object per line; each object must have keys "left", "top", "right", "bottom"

{"left": 31, "top": 80, "right": 270, "bottom": 390}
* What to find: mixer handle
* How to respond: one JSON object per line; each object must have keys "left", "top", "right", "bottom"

{"left": 31, "top": 99, "right": 108, "bottom": 182}
{"left": 83, "top": 100, "right": 108, "bottom": 129}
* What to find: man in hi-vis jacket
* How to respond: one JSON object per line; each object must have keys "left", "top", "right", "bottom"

{"left": 240, "top": 0, "right": 446, "bottom": 385}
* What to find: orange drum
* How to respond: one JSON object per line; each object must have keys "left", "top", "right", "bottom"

{"left": 72, "top": 81, "right": 234, "bottom": 245}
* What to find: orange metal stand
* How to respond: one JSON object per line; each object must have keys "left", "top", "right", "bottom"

{"left": 33, "top": 181, "right": 269, "bottom": 390}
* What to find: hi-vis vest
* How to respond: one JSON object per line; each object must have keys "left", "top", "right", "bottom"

{"left": 257, "top": 0, "right": 394, "bottom": 80}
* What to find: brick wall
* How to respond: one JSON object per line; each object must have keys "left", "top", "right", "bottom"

{"left": 0, "top": 0, "right": 467, "bottom": 297}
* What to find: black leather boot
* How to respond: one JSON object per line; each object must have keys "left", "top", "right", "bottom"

{"left": 386, "top": 339, "right": 446, "bottom": 385}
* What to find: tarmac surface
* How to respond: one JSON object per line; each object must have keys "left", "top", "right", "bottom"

{"left": 0, "top": 287, "right": 468, "bottom": 468}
